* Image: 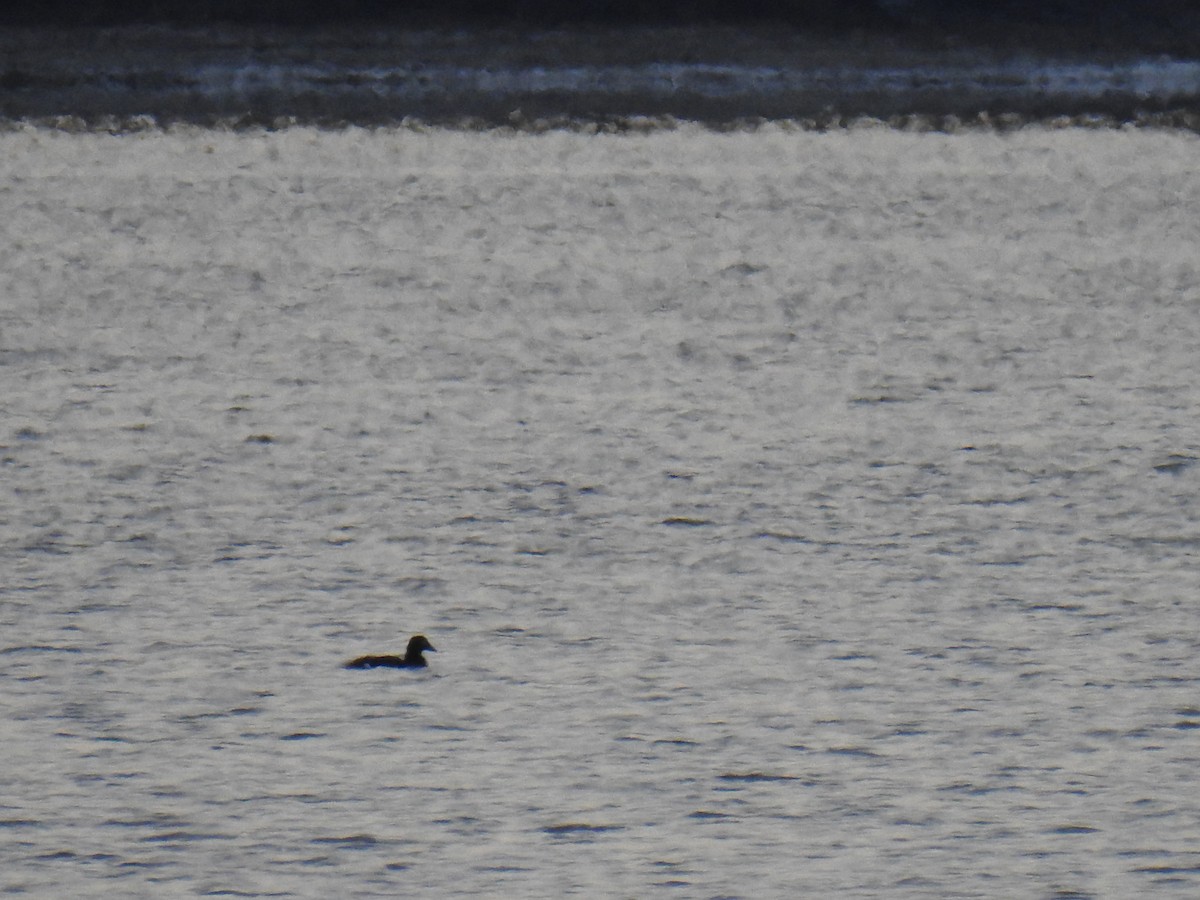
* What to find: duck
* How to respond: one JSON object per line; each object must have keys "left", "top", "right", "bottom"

{"left": 345, "top": 634, "right": 436, "bottom": 670}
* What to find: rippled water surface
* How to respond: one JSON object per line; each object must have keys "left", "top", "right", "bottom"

{"left": 3, "top": 125, "right": 1200, "bottom": 897}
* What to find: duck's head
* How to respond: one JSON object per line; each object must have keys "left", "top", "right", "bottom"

{"left": 408, "top": 634, "right": 436, "bottom": 654}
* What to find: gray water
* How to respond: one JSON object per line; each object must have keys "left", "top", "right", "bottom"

{"left": 3, "top": 124, "right": 1200, "bottom": 897}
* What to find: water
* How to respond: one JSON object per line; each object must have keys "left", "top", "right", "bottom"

{"left": 3, "top": 124, "right": 1200, "bottom": 897}
{"left": 5, "top": 26, "right": 1198, "bottom": 125}
{"left": 116, "top": 56, "right": 1200, "bottom": 104}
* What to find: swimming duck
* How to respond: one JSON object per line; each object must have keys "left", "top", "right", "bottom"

{"left": 345, "top": 634, "right": 436, "bottom": 669}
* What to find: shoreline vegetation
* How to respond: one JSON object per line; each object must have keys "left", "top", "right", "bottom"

{"left": 2, "top": 24, "right": 1199, "bottom": 132}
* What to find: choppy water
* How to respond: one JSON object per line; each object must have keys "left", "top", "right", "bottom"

{"left": 3, "top": 124, "right": 1200, "bottom": 897}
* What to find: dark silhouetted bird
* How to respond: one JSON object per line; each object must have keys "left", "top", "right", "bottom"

{"left": 345, "top": 634, "right": 436, "bottom": 669}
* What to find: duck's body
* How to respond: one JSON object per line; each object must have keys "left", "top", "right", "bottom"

{"left": 345, "top": 634, "right": 436, "bottom": 670}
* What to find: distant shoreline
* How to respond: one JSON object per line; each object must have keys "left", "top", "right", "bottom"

{"left": 3, "top": 25, "right": 1199, "bottom": 130}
